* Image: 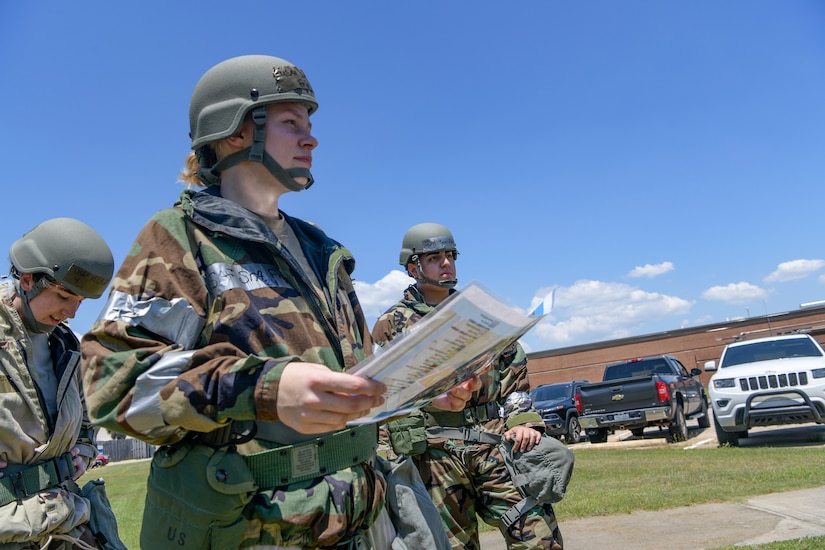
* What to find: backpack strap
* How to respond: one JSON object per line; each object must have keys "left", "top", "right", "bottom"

{"left": 424, "top": 426, "right": 503, "bottom": 445}
{"left": 500, "top": 495, "right": 539, "bottom": 529}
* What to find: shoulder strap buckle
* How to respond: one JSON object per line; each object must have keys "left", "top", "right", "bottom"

{"left": 9, "top": 471, "right": 28, "bottom": 500}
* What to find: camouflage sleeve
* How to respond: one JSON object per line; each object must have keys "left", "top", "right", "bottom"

{"left": 370, "top": 304, "right": 412, "bottom": 347}
{"left": 370, "top": 313, "right": 395, "bottom": 348}
{"left": 81, "top": 209, "right": 293, "bottom": 445}
{"left": 498, "top": 342, "right": 544, "bottom": 430}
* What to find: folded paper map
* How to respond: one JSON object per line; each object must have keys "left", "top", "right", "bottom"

{"left": 349, "top": 281, "right": 547, "bottom": 424}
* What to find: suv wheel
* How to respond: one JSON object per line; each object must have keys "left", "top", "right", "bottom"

{"left": 713, "top": 414, "right": 740, "bottom": 447}
{"left": 565, "top": 416, "right": 582, "bottom": 444}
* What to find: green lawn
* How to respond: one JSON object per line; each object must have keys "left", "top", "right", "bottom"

{"left": 80, "top": 461, "right": 150, "bottom": 549}
{"left": 557, "top": 444, "right": 824, "bottom": 519}
{"left": 80, "top": 444, "right": 825, "bottom": 549}
{"left": 716, "top": 537, "right": 825, "bottom": 549}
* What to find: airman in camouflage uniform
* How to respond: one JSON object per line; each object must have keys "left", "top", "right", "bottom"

{"left": 372, "top": 223, "right": 563, "bottom": 550}
{"left": 81, "top": 56, "right": 476, "bottom": 549}
{"left": 0, "top": 218, "right": 115, "bottom": 549}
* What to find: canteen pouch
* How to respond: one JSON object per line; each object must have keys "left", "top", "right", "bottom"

{"left": 80, "top": 478, "right": 127, "bottom": 550}
{"left": 386, "top": 411, "right": 427, "bottom": 457}
{"left": 500, "top": 434, "right": 575, "bottom": 504}
{"left": 141, "top": 442, "right": 257, "bottom": 549}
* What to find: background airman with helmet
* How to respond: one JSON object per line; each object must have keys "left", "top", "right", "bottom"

{"left": 0, "top": 217, "right": 118, "bottom": 548}
{"left": 373, "top": 222, "right": 564, "bottom": 550}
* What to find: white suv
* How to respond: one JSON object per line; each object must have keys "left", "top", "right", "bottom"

{"left": 704, "top": 333, "right": 825, "bottom": 446}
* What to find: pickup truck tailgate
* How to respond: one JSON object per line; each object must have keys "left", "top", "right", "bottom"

{"left": 579, "top": 375, "right": 663, "bottom": 415}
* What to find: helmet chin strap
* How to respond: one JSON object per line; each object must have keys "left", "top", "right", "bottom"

{"left": 13, "top": 277, "right": 56, "bottom": 334}
{"left": 197, "top": 106, "right": 314, "bottom": 191}
{"left": 411, "top": 256, "right": 458, "bottom": 289}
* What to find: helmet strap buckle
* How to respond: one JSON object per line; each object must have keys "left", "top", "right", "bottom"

{"left": 249, "top": 107, "right": 268, "bottom": 163}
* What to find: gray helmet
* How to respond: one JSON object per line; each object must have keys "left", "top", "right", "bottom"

{"left": 400, "top": 223, "right": 459, "bottom": 289}
{"left": 399, "top": 223, "right": 458, "bottom": 266}
{"left": 10, "top": 218, "right": 114, "bottom": 300}
{"left": 189, "top": 55, "right": 318, "bottom": 190}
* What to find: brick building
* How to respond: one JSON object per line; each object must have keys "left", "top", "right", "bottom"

{"left": 526, "top": 303, "right": 825, "bottom": 389}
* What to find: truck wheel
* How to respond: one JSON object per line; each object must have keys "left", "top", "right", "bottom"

{"left": 587, "top": 428, "right": 608, "bottom": 444}
{"left": 668, "top": 404, "right": 688, "bottom": 442}
{"left": 697, "top": 397, "right": 711, "bottom": 429}
{"left": 565, "top": 416, "right": 582, "bottom": 444}
{"left": 713, "top": 414, "right": 739, "bottom": 447}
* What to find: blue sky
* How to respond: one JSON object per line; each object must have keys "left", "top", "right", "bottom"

{"left": 2, "top": 1, "right": 825, "bottom": 353}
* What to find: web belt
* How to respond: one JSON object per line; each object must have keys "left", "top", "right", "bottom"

{"left": 0, "top": 452, "right": 76, "bottom": 507}
{"left": 425, "top": 426, "right": 503, "bottom": 445}
{"left": 244, "top": 423, "right": 378, "bottom": 488}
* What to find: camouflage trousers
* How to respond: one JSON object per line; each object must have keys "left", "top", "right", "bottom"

{"left": 413, "top": 439, "right": 563, "bottom": 550}
{"left": 238, "top": 463, "right": 385, "bottom": 548}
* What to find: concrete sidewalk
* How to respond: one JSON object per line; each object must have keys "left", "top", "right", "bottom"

{"left": 479, "top": 485, "right": 825, "bottom": 549}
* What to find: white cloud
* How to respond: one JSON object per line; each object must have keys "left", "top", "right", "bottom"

{"left": 701, "top": 282, "right": 767, "bottom": 304}
{"left": 529, "top": 280, "right": 692, "bottom": 347}
{"left": 764, "top": 259, "right": 825, "bottom": 283}
{"left": 354, "top": 270, "right": 412, "bottom": 321}
{"left": 627, "top": 261, "right": 674, "bottom": 279}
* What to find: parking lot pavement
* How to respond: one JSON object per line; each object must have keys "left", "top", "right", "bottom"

{"left": 569, "top": 405, "right": 825, "bottom": 450}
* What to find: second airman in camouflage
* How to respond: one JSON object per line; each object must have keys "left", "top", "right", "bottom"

{"left": 372, "top": 223, "right": 564, "bottom": 550}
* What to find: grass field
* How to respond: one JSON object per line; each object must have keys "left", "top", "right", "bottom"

{"left": 717, "top": 538, "right": 825, "bottom": 549}
{"left": 80, "top": 444, "right": 825, "bottom": 549}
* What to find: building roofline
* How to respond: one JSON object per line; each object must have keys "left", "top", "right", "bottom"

{"left": 527, "top": 303, "right": 825, "bottom": 360}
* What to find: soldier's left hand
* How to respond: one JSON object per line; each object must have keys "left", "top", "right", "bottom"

{"left": 70, "top": 447, "right": 87, "bottom": 480}
{"left": 504, "top": 425, "right": 541, "bottom": 453}
{"left": 431, "top": 374, "right": 482, "bottom": 411}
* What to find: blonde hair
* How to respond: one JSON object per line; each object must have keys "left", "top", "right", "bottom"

{"left": 179, "top": 152, "right": 204, "bottom": 188}
{"left": 178, "top": 139, "right": 238, "bottom": 188}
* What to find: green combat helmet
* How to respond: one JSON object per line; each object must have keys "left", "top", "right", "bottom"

{"left": 399, "top": 222, "right": 459, "bottom": 289}
{"left": 189, "top": 54, "right": 318, "bottom": 190}
{"left": 9, "top": 217, "right": 114, "bottom": 333}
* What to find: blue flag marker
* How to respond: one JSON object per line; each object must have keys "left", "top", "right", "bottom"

{"left": 530, "top": 288, "right": 555, "bottom": 316}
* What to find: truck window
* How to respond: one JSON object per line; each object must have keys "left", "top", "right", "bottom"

{"left": 605, "top": 359, "right": 664, "bottom": 380}
{"left": 671, "top": 358, "right": 689, "bottom": 377}
{"left": 603, "top": 363, "right": 636, "bottom": 379}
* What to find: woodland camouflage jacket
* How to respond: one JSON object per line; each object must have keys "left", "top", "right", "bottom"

{"left": 372, "top": 284, "right": 543, "bottom": 434}
{"left": 81, "top": 189, "right": 384, "bottom": 545}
